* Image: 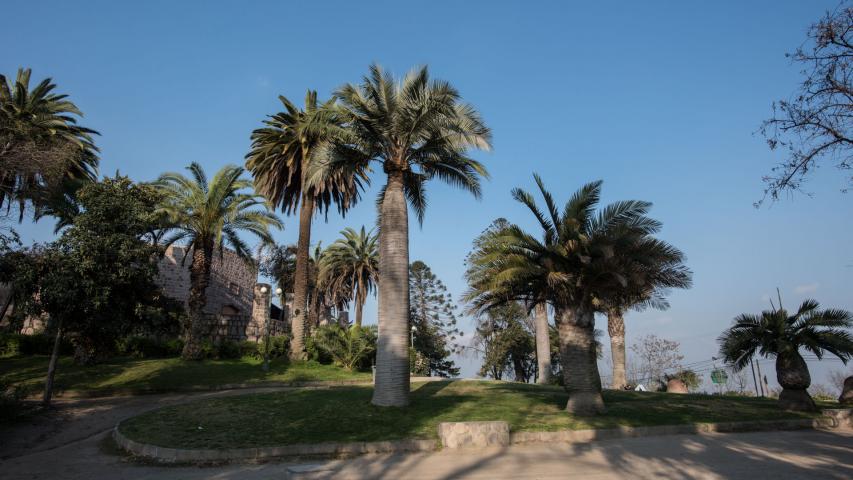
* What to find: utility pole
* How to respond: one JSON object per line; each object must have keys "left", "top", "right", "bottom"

{"left": 755, "top": 361, "right": 766, "bottom": 397}
{"left": 749, "top": 359, "right": 761, "bottom": 396}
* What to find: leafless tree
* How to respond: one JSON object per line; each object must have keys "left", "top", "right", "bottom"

{"left": 828, "top": 368, "right": 852, "bottom": 395}
{"left": 630, "top": 334, "right": 684, "bottom": 388}
{"left": 760, "top": 3, "right": 853, "bottom": 203}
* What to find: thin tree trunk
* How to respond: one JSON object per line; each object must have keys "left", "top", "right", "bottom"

{"left": 607, "top": 309, "right": 627, "bottom": 390}
{"left": 289, "top": 194, "right": 314, "bottom": 360}
{"left": 534, "top": 302, "right": 551, "bottom": 385}
{"left": 355, "top": 300, "right": 364, "bottom": 328}
{"left": 183, "top": 244, "right": 213, "bottom": 360}
{"left": 558, "top": 307, "right": 606, "bottom": 415}
{"left": 42, "top": 317, "right": 64, "bottom": 407}
{"left": 372, "top": 171, "right": 410, "bottom": 407}
{"left": 0, "top": 284, "right": 13, "bottom": 322}
{"left": 776, "top": 352, "right": 816, "bottom": 411}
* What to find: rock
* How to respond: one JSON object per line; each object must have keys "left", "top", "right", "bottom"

{"left": 666, "top": 378, "right": 688, "bottom": 394}
{"left": 437, "top": 421, "right": 509, "bottom": 449}
{"left": 839, "top": 376, "right": 853, "bottom": 406}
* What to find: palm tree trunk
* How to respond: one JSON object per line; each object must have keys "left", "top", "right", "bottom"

{"left": 372, "top": 170, "right": 410, "bottom": 407}
{"left": 534, "top": 302, "right": 551, "bottom": 385}
{"left": 776, "top": 352, "right": 816, "bottom": 411}
{"left": 42, "top": 316, "right": 64, "bottom": 407}
{"left": 183, "top": 243, "right": 213, "bottom": 360}
{"left": 289, "top": 194, "right": 314, "bottom": 360}
{"left": 557, "top": 307, "right": 606, "bottom": 415}
{"left": 355, "top": 300, "right": 364, "bottom": 328}
{"left": 607, "top": 309, "right": 627, "bottom": 390}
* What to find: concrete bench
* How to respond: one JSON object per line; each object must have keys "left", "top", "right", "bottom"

{"left": 437, "top": 421, "right": 509, "bottom": 449}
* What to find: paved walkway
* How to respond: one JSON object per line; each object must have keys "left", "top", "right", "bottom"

{"left": 1, "top": 390, "right": 851, "bottom": 479}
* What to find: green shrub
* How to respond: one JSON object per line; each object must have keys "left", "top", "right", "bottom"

{"left": 0, "top": 380, "right": 31, "bottom": 423}
{"left": 239, "top": 335, "right": 290, "bottom": 360}
{"left": 0, "top": 333, "right": 72, "bottom": 357}
{"left": 216, "top": 340, "right": 242, "bottom": 360}
{"left": 311, "top": 325, "right": 376, "bottom": 371}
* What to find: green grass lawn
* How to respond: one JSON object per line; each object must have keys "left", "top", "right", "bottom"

{"left": 118, "top": 380, "right": 827, "bottom": 449}
{"left": 0, "top": 355, "right": 371, "bottom": 396}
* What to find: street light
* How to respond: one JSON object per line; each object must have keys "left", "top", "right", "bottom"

{"left": 259, "top": 285, "right": 277, "bottom": 372}
{"left": 411, "top": 325, "right": 417, "bottom": 348}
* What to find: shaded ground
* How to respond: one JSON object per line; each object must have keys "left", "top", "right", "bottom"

{"left": 120, "top": 380, "right": 826, "bottom": 448}
{"left": 0, "top": 355, "right": 370, "bottom": 396}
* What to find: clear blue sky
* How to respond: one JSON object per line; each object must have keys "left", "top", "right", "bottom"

{"left": 4, "top": 1, "right": 852, "bottom": 388}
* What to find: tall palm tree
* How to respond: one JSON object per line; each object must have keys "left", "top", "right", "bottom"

{"left": 319, "top": 226, "right": 379, "bottom": 328}
{"left": 155, "top": 162, "right": 282, "bottom": 360}
{"left": 466, "top": 175, "right": 662, "bottom": 415}
{"left": 719, "top": 299, "right": 853, "bottom": 411}
{"left": 246, "top": 91, "right": 365, "bottom": 360}
{"left": 325, "top": 64, "right": 492, "bottom": 407}
{"left": 603, "top": 237, "right": 692, "bottom": 389}
{"left": 0, "top": 68, "right": 99, "bottom": 220}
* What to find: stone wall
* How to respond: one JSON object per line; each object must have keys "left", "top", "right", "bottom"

{"left": 156, "top": 245, "right": 256, "bottom": 316}
{"left": 198, "top": 314, "right": 287, "bottom": 343}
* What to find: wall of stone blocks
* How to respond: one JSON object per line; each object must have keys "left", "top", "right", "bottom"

{"left": 156, "top": 246, "right": 256, "bottom": 316}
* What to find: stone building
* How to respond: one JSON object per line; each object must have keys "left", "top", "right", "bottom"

{"left": 157, "top": 245, "right": 257, "bottom": 316}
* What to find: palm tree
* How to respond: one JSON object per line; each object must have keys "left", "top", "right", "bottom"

{"left": 325, "top": 64, "right": 492, "bottom": 407}
{"left": 155, "top": 162, "right": 282, "bottom": 359}
{"left": 246, "top": 91, "right": 365, "bottom": 360}
{"left": 319, "top": 226, "right": 379, "bottom": 328}
{"left": 0, "top": 68, "right": 99, "bottom": 220}
{"left": 259, "top": 242, "right": 297, "bottom": 312}
{"left": 719, "top": 299, "right": 853, "bottom": 411}
{"left": 602, "top": 237, "right": 692, "bottom": 389}
{"left": 466, "top": 175, "right": 663, "bottom": 415}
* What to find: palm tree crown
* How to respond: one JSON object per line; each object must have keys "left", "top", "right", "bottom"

{"left": 719, "top": 299, "right": 853, "bottom": 369}
{"left": 0, "top": 68, "right": 99, "bottom": 218}
{"left": 319, "top": 226, "right": 379, "bottom": 328}
{"left": 155, "top": 162, "right": 281, "bottom": 260}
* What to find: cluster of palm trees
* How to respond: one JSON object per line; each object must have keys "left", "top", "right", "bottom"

{"left": 465, "top": 176, "right": 692, "bottom": 414}
{"left": 241, "top": 64, "right": 491, "bottom": 407}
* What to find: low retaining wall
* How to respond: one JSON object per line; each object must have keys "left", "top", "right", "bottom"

{"left": 114, "top": 409, "right": 852, "bottom": 463}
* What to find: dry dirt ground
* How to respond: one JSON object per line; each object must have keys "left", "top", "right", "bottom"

{"left": 1, "top": 389, "right": 851, "bottom": 479}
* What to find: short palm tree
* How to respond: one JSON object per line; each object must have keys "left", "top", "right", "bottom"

{"left": 246, "top": 91, "right": 366, "bottom": 360}
{"left": 602, "top": 237, "right": 692, "bottom": 389}
{"left": 319, "top": 226, "right": 379, "bottom": 328}
{"left": 0, "top": 68, "right": 99, "bottom": 219}
{"left": 324, "top": 64, "right": 491, "bottom": 407}
{"left": 466, "top": 175, "right": 662, "bottom": 415}
{"left": 155, "top": 162, "right": 282, "bottom": 359}
{"left": 719, "top": 299, "right": 853, "bottom": 411}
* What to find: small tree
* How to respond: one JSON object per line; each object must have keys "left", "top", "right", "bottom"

{"left": 409, "top": 261, "right": 462, "bottom": 377}
{"left": 668, "top": 369, "right": 701, "bottom": 392}
{"left": 474, "top": 302, "right": 535, "bottom": 382}
{"left": 630, "top": 334, "right": 684, "bottom": 389}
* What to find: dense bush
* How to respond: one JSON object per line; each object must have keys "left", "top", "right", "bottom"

{"left": 239, "top": 335, "right": 290, "bottom": 360}
{"left": 115, "top": 336, "right": 184, "bottom": 358}
{"left": 0, "top": 333, "right": 73, "bottom": 357}
{"left": 0, "top": 380, "right": 31, "bottom": 423}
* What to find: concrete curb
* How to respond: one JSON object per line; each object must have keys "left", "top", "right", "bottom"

{"left": 112, "top": 426, "right": 437, "bottom": 463}
{"left": 113, "top": 410, "right": 850, "bottom": 463}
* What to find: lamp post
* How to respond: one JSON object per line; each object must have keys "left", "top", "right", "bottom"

{"left": 411, "top": 325, "right": 417, "bottom": 348}
{"left": 261, "top": 286, "right": 283, "bottom": 372}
